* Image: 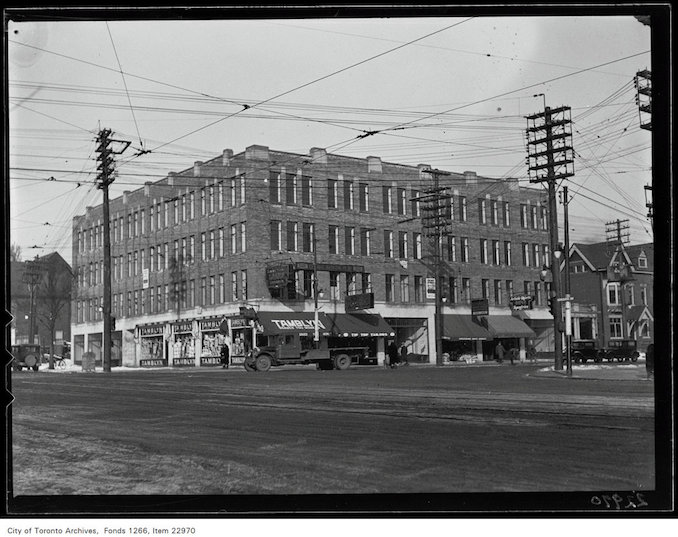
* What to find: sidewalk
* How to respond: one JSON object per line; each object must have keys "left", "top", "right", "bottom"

{"left": 530, "top": 363, "right": 651, "bottom": 381}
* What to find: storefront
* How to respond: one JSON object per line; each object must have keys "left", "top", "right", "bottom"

{"left": 483, "top": 315, "right": 536, "bottom": 361}
{"left": 384, "top": 317, "right": 428, "bottom": 363}
{"left": 441, "top": 314, "right": 492, "bottom": 361}
{"left": 200, "top": 317, "right": 226, "bottom": 367}
{"left": 513, "top": 308, "right": 554, "bottom": 356}
{"left": 171, "top": 320, "right": 195, "bottom": 367}
{"left": 138, "top": 323, "right": 167, "bottom": 367}
{"left": 327, "top": 313, "right": 395, "bottom": 365}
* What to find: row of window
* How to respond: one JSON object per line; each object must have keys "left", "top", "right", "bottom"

{"left": 76, "top": 271, "right": 248, "bottom": 323}
{"left": 76, "top": 177, "right": 247, "bottom": 253}
{"left": 607, "top": 282, "right": 649, "bottom": 307}
{"left": 77, "top": 225, "right": 247, "bottom": 287}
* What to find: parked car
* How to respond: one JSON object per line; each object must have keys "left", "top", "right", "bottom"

{"left": 600, "top": 339, "right": 640, "bottom": 362}
{"left": 569, "top": 340, "right": 604, "bottom": 364}
{"left": 11, "top": 344, "right": 42, "bottom": 371}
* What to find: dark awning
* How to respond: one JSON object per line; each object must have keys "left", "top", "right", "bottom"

{"left": 326, "top": 313, "right": 395, "bottom": 338}
{"left": 442, "top": 315, "right": 492, "bottom": 341}
{"left": 485, "top": 315, "right": 536, "bottom": 338}
{"left": 256, "top": 311, "right": 332, "bottom": 336}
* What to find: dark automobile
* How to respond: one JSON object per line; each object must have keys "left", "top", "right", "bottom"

{"left": 12, "top": 344, "right": 42, "bottom": 371}
{"left": 601, "top": 339, "right": 640, "bottom": 362}
{"left": 569, "top": 340, "right": 604, "bottom": 364}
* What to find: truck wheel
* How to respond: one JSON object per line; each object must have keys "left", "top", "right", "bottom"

{"left": 243, "top": 355, "right": 257, "bottom": 372}
{"left": 333, "top": 354, "right": 352, "bottom": 370}
{"left": 255, "top": 354, "right": 272, "bottom": 372}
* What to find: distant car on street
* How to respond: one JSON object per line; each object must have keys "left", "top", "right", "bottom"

{"left": 600, "top": 339, "right": 640, "bottom": 362}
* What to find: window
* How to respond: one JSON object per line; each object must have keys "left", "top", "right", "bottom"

{"left": 231, "top": 272, "right": 238, "bottom": 301}
{"left": 414, "top": 233, "right": 423, "bottom": 260}
{"left": 540, "top": 206, "right": 547, "bottom": 230}
{"left": 218, "top": 182, "right": 224, "bottom": 211}
{"left": 330, "top": 272, "right": 340, "bottom": 300}
{"left": 398, "top": 231, "right": 408, "bottom": 259}
{"left": 524, "top": 281, "right": 532, "bottom": 296}
{"left": 201, "top": 189, "right": 206, "bottom": 216}
{"left": 503, "top": 201, "right": 510, "bottom": 227}
{"left": 482, "top": 279, "right": 490, "bottom": 299}
{"left": 543, "top": 244, "right": 550, "bottom": 268}
{"left": 201, "top": 233, "right": 207, "bottom": 261}
{"left": 189, "top": 236, "right": 195, "bottom": 263}
{"left": 534, "top": 282, "right": 542, "bottom": 306}
{"left": 531, "top": 206, "right": 538, "bottom": 229}
{"left": 609, "top": 316, "right": 623, "bottom": 339}
{"left": 459, "top": 196, "right": 467, "bottom": 222}
{"left": 218, "top": 229, "right": 224, "bottom": 258}
{"left": 398, "top": 188, "right": 407, "bottom": 215}
{"left": 181, "top": 195, "right": 187, "bottom": 222}
{"left": 362, "top": 273, "right": 372, "bottom": 293}
{"left": 209, "top": 230, "right": 215, "bottom": 259}
{"left": 230, "top": 225, "right": 237, "bottom": 254}
{"left": 360, "top": 228, "right": 371, "bottom": 256}
{"left": 637, "top": 255, "right": 647, "bottom": 269}
{"left": 209, "top": 276, "right": 216, "bottom": 305}
{"left": 640, "top": 284, "right": 648, "bottom": 305}
{"left": 493, "top": 240, "right": 501, "bottom": 265}
{"left": 447, "top": 235, "right": 457, "bottom": 262}
{"left": 448, "top": 277, "right": 458, "bottom": 304}
{"left": 480, "top": 239, "right": 488, "bottom": 264}
{"left": 271, "top": 221, "right": 282, "bottom": 251}
{"left": 174, "top": 199, "right": 179, "bottom": 224}
{"left": 491, "top": 200, "right": 499, "bottom": 226}
{"left": 478, "top": 199, "right": 487, "bottom": 224}
{"left": 382, "top": 186, "right": 393, "bottom": 214}
{"left": 287, "top": 222, "right": 298, "bottom": 252}
{"left": 329, "top": 225, "right": 339, "bottom": 255}
{"left": 240, "top": 222, "right": 246, "bottom": 253}
{"left": 328, "top": 179, "right": 338, "bottom": 209}
{"left": 346, "top": 272, "right": 357, "bottom": 296}
{"left": 345, "top": 227, "right": 355, "bottom": 256}
{"left": 506, "top": 280, "right": 514, "bottom": 301}
{"left": 286, "top": 173, "right": 297, "bottom": 205}
{"left": 533, "top": 244, "right": 540, "bottom": 267}
{"left": 230, "top": 178, "right": 237, "bottom": 207}
{"left": 400, "top": 275, "right": 410, "bottom": 302}
{"left": 462, "top": 278, "right": 471, "bottom": 303}
{"left": 461, "top": 237, "right": 469, "bottom": 263}
{"left": 200, "top": 277, "right": 207, "bottom": 306}
{"left": 343, "top": 180, "right": 353, "bottom": 210}
{"left": 385, "top": 274, "right": 395, "bottom": 302}
{"left": 414, "top": 276, "right": 424, "bottom": 302}
{"left": 241, "top": 270, "right": 247, "bottom": 301}
{"left": 384, "top": 230, "right": 394, "bottom": 258}
{"left": 494, "top": 280, "right": 503, "bottom": 305}
{"left": 520, "top": 205, "right": 528, "bottom": 228}
{"left": 301, "top": 176, "right": 312, "bottom": 206}
{"left": 270, "top": 172, "right": 282, "bottom": 204}
{"left": 522, "top": 243, "right": 530, "bottom": 267}
{"left": 302, "top": 223, "right": 314, "bottom": 253}
{"left": 359, "top": 183, "right": 369, "bottom": 212}
{"left": 608, "top": 282, "right": 621, "bottom": 305}
{"left": 411, "top": 190, "right": 421, "bottom": 217}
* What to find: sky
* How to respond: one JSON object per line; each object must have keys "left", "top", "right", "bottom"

{"left": 7, "top": 9, "right": 655, "bottom": 266}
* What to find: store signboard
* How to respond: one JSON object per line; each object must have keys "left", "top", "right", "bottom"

{"left": 471, "top": 299, "right": 489, "bottom": 316}
{"left": 345, "top": 292, "right": 374, "bottom": 312}
{"left": 509, "top": 295, "right": 534, "bottom": 310}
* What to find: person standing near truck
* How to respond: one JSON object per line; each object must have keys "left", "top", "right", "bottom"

{"left": 387, "top": 340, "right": 399, "bottom": 369}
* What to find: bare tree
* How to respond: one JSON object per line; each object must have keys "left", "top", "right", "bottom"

{"left": 35, "top": 260, "right": 72, "bottom": 369}
{"left": 10, "top": 243, "right": 22, "bottom": 262}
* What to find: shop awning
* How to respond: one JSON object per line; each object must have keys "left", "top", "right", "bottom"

{"left": 326, "top": 313, "right": 395, "bottom": 338}
{"left": 485, "top": 315, "right": 536, "bottom": 338}
{"left": 442, "top": 315, "right": 492, "bottom": 341}
{"left": 256, "top": 311, "right": 332, "bottom": 336}
{"left": 514, "top": 309, "right": 553, "bottom": 322}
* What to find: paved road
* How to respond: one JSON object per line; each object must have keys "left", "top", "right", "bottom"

{"left": 9, "top": 364, "right": 655, "bottom": 511}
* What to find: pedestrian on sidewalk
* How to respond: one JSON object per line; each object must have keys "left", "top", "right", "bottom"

{"left": 220, "top": 342, "right": 230, "bottom": 369}
{"left": 387, "top": 340, "right": 399, "bottom": 369}
{"left": 508, "top": 347, "right": 519, "bottom": 365}
{"left": 645, "top": 343, "right": 654, "bottom": 380}
{"left": 494, "top": 342, "right": 505, "bottom": 364}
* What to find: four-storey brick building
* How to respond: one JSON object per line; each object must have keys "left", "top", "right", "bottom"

{"left": 71, "top": 144, "right": 552, "bottom": 367}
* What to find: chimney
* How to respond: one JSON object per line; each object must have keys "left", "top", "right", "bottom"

{"left": 367, "top": 156, "right": 382, "bottom": 173}
{"left": 123, "top": 191, "right": 130, "bottom": 204}
{"left": 193, "top": 162, "right": 202, "bottom": 177}
{"left": 309, "top": 147, "right": 327, "bottom": 165}
{"left": 222, "top": 149, "right": 233, "bottom": 166}
{"left": 417, "top": 164, "right": 431, "bottom": 180}
{"left": 168, "top": 171, "right": 177, "bottom": 186}
{"left": 464, "top": 171, "right": 477, "bottom": 185}
{"left": 144, "top": 181, "right": 152, "bottom": 196}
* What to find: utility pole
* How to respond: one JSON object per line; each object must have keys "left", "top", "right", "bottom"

{"left": 562, "top": 185, "right": 572, "bottom": 377}
{"left": 605, "top": 219, "right": 630, "bottom": 247}
{"left": 635, "top": 70, "right": 654, "bottom": 230}
{"left": 312, "top": 224, "right": 320, "bottom": 347}
{"left": 421, "top": 168, "right": 451, "bottom": 366}
{"left": 22, "top": 256, "right": 46, "bottom": 345}
{"left": 526, "top": 104, "right": 575, "bottom": 371}
{"left": 95, "top": 128, "right": 129, "bottom": 372}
